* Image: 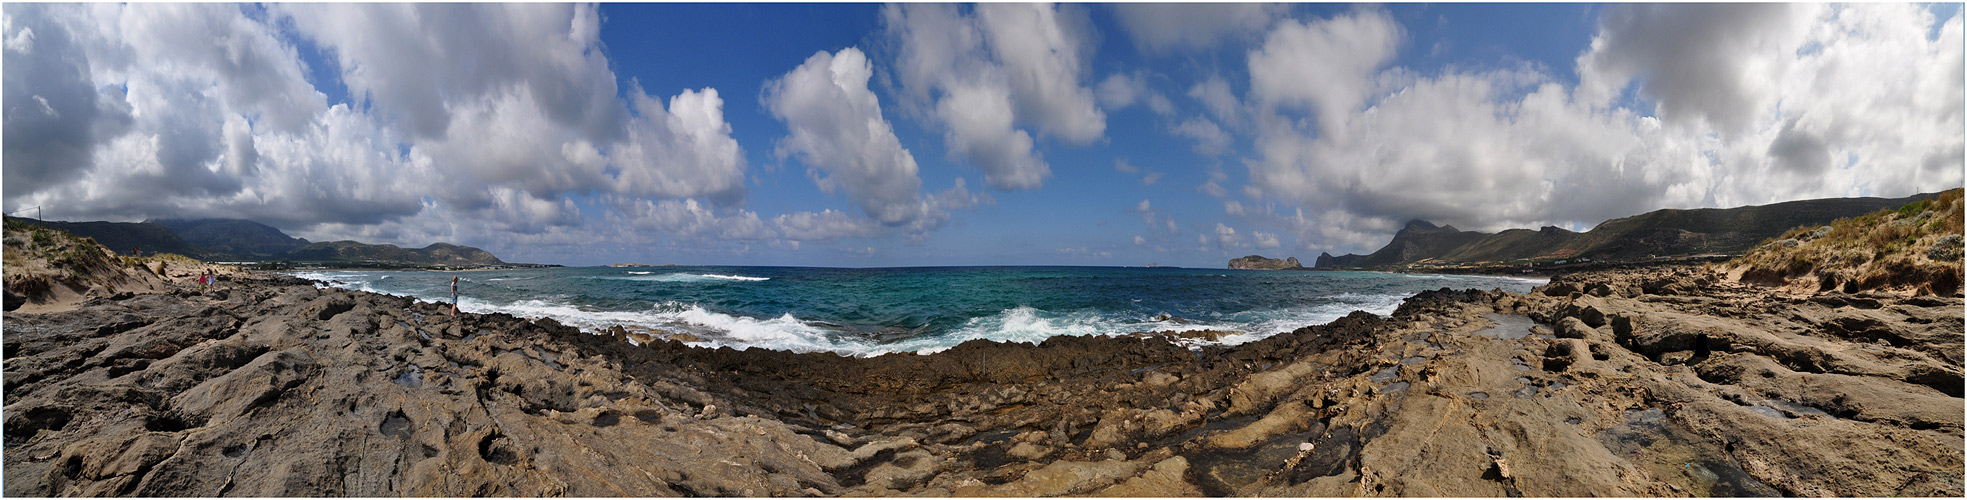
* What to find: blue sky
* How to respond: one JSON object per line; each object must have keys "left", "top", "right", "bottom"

{"left": 5, "top": 3, "right": 1962, "bottom": 267}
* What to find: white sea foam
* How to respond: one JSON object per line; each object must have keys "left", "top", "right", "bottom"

{"left": 895, "top": 294, "right": 1415, "bottom": 354}
{"left": 700, "top": 274, "right": 770, "bottom": 281}
{"left": 291, "top": 271, "right": 1425, "bottom": 358}
{"left": 448, "top": 297, "right": 877, "bottom": 354}
{"left": 593, "top": 273, "right": 771, "bottom": 283}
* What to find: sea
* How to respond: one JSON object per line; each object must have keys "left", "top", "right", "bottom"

{"left": 290, "top": 266, "right": 1544, "bottom": 357}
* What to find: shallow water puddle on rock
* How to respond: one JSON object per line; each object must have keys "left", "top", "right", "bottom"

{"left": 959, "top": 429, "right": 1019, "bottom": 447}
{"left": 380, "top": 410, "right": 414, "bottom": 439}
{"left": 1514, "top": 385, "right": 1539, "bottom": 399}
{"left": 1167, "top": 414, "right": 1262, "bottom": 447}
{"left": 1473, "top": 313, "right": 1537, "bottom": 340}
{"left": 960, "top": 430, "right": 1028, "bottom": 471}
{"left": 394, "top": 320, "right": 432, "bottom": 340}
{"left": 1744, "top": 399, "right": 1830, "bottom": 419}
{"left": 1745, "top": 405, "right": 1786, "bottom": 419}
{"left": 1399, "top": 356, "right": 1427, "bottom": 365}
{"left": 1597, "top": 408, "right": 1779, "bottom": 496}
{"left": 1368, "top": 366, "right": 1400, "bottom": 384}
{"left": 1186, "top": 430, "right": 1317, "bottom": 496}
{"left": 392, "top": 365, "right": 424, "bottom": 388}
{"left": 530, "top": 346, "right": 564, "bottom": 369}
{"left": 1381, "top": 381, "right": 1411, "bottom": 393}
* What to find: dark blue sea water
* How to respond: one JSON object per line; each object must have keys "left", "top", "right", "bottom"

{"left": 292, "top": 266, "right": 1543, "bottom": 356}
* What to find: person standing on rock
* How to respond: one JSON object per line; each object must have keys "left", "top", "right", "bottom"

{"left": 451, "top": 275, "right": 460, "bottom": 317}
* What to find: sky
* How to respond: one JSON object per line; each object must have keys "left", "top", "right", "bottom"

{"left": 3, "top": 2, "right": 1962, "bottom": 267}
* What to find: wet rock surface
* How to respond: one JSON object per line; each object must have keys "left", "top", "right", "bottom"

{"left": 4, "top": 266, "right": 1961, "bottom": 496}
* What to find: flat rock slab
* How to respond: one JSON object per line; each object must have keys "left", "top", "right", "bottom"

{"left": 4, "top": 266, "right": 1961, "bottom": 497}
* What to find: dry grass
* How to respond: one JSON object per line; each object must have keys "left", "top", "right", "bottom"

{"left": 4, "top": 218, "right": 170, "bottom": 301}
{"left": 1731, "top": 188, "right": 1964, "bottom": 295}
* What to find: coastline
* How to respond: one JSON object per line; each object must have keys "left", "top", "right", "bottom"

{"left": 4, "top": 265, "right": 1961, "bottom": 496}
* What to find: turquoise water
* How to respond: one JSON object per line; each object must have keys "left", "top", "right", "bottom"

{"left": 293, "top": 266, "right": 1542, "bottom": 356}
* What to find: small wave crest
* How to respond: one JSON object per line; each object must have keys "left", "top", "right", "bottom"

{"left": 592, "top": 273, "right": 771, "bottom": 283}
{"left": 454, "top": 297, "right": 875, "bottom": 354}
{"left": 900, "top": 294, "right": 1415, "bottom": 354}
{"left": 291, "top": 271, "right": 1424, "bottom": 358}
{"left": 699, "top": 273, "right": 769, "bottom": 281}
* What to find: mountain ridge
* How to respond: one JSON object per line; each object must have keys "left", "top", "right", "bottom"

{"left": 9, "top": 217, "right": 507, "bottom": 266}
{"left": 1347, "top": 191, "right": 1946, "bottom": 269}
{"left": 147, "top": 218, "right": 310, "bottom": 258}
{"left": 1234, "top": 191, "right": 1949, "bottom": 271}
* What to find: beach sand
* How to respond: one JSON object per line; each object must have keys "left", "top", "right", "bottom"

{"left": 3, "top": 266, "right": 1961, "bottom": 496}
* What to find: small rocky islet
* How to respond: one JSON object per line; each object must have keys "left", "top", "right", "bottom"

{"left": 4, "top": 263, "right": 1961, "bottom": 497}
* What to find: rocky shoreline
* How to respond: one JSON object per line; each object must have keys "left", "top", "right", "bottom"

{"left": 4, "top": 266, "right": 1961, "bottom": 496}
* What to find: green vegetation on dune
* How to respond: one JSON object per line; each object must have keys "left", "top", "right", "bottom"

{"left": 1732, "top": 188, "right": 1964, "bottom": 295}
{"left": 3, "top": 218, "right": 152, "bottom": 303}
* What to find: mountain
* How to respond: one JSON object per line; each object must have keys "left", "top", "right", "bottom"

{"left": 1227, "top": 255, "right": 1306, "bottom": 270}
{"left": 7, "top": 217, "right": 507, "bottom": 266}
{"left": 148, "top": 218, "right": 308, "bottom": 258}
{"left": 22, "top": 219, "right": 210, "bottom": 258}
{"left": 1351, "top": 192, "right": 1943, "bottom": 268}
{"left": 278, "top": 241, "right": 505, "bottom": 266}
{"left": 1352, "top": 220, "right": 1490, "bottom": 267}
{"left": 1314, "top": 252, "right": 1367, "bottom": 268}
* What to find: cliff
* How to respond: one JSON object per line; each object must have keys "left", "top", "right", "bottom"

{"left": 1350, "top": 192, "right": 1942, "bottom": 269}
{"left": 1227, "top": 255, "right": 1306, "bottom": 270}
{"left": 1314, "top": 252, "right": 1367, "bottom": 268}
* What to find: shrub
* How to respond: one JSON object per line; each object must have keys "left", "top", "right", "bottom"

{"left": 1895, "top": 199, "right": 1931, "bottom": 219}
{"left": 1930, "top": 234, "right": 1964, "bottom": 262}
{"left": 1731, "top": 188, "right": 1964, "bottom": 294}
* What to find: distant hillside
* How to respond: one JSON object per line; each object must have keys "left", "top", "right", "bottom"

{"left": 279, "top": 241, "right": 505, "bottom": 266}
{"left": 7, "top": 217, "right": 507, "bottom": 266}
{"left": 23, "top": 219, "right": 210, "bottom": 259}
{"left": 1314, "top": 252, "right": 1366, "bottom": 268}
{"left": 1352, "top": 221, "right": 1489, "bottom": 267}
{"left": 149, "top": 218, "right": 308, "bottom": 257}
{"left": 1227, "top": 255, "right": 1306, "bottom": 270}
{"left": 1345, "top": 192, "right": 1943, "bottom": 269}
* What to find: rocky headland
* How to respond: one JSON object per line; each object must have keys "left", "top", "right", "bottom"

{"left": 6, "top": 251, "right": 1962, "bottom": 496}
{"left": 1281, "top": 190, "right": 1955, "bottom": 274}
{"left": 1228, "top": 255, "right": 1307, "bottom": 270}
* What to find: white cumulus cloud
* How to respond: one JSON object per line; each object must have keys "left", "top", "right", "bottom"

{"left": 1242, "top": 4, "right": 1963, "bottom": 255}
{"left": 1248, "top": 9, "right": 1402, "bottom": 134}
{"left": 881, "top": 3, "right": 1107, "bottom": 190}
{"left": 1112, "top": 3, "right": 1285, "bottom": 53}
{"left": 763, "top": 47, "right": 988, "bottom": 235}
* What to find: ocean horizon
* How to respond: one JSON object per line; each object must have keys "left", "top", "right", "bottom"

{"left": 292, "top": 265, "right": 1545, "bottom": 357}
